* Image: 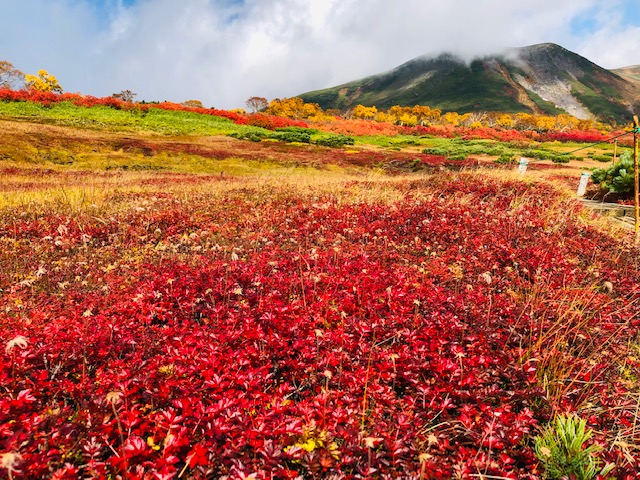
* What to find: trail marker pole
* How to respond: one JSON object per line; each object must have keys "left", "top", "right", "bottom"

{"left": 634, "top": 115, "right": 639, "bottom": 243}
{"left": 577, "top": 172, "right": 590, "bottom": 197}
{"left": 517, "top": 158, "right": 528, "bottom": 175}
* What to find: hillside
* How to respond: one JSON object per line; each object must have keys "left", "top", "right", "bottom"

{"left": 300, "top": 43, "right": 640, "bottom": 124}
{"left": 613, "top": 64, "right": 640, "bottom": 87}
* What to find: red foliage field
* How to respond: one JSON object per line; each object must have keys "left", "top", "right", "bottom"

{"left": 2, "top": 169, "right": 640, "bottom": 479}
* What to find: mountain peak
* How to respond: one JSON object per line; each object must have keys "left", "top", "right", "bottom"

{"left": 300, "top": 43, "right": 639, "bottom": 123}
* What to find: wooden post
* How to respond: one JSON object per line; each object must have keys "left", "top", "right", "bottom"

{"left": 634, "top": 115, "right": 639, "bottom": 243}
{"left": 613, "top": 139, "right": 617, "bottom": 166}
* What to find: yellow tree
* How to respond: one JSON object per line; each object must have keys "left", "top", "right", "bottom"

{"left": 374, "top": 111, "right": 396, "bottom": 124}
{"left": 514, "top": 112, "right": 536, "bottom": 130}
{"left": 443, "top": 111, "right": 461, "bottom": 126}
{"left": 266, "top": 97, "right": 322, "bottom": 119}
{"left": 398, "top": 113, "right": 418, "bottom": 127}
{"left": 389, "top": 105, "right": 410, "bottom": 119}
{"left": 427, "top": 108, "right": 442, "bottom": 123}
{"left": 266, "top": 97, "right": 301, "bottom": 118}
{"left": 352, "top": 104, "right": 378, "bottom": 120}
{"left": 576, "top": 119, "right": 595, "bottom": 131}
{"left": 534, "top": 115, "right": 555, "bottom": 132}
{"left": 554, "top": 114, "right": 579, "bottom": 131}
{"left": 302, "top": 101, "right": 323, "bottom": 118}
{"left": 496, "top": 113, "right": 514, "bottom": 129}
{"left": 25, "top": 70, "right": 62, "bottom": 93}
{"left": 411, "top": 105, "right": 431, "bottom": 125}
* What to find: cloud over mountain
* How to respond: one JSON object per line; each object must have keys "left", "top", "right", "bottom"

{"left": 1, "top": 0, "right": 639, "bottom": 108}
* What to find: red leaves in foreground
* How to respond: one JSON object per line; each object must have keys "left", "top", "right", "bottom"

{"left": 1, "top": 173, "right": 640, "bottom": 478}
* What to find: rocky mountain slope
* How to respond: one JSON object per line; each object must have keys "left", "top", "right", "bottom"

{"left": 300, "top": 43, "right": 639, "bottom": 124}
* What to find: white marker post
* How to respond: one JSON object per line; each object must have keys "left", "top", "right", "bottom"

{"left": 517, "top": 158, "right": 528, "bottom": 175}
{"left": 577, "top": 172, "right": 590, "bottom": 197}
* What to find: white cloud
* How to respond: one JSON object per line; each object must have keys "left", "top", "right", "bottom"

{"left": 1, "top": 0, "right": 638, "bottom": 109}
{"left": 571, "top": 5, "right": 640, "bottom": 68}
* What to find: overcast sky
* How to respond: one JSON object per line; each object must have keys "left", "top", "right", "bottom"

{"left": 2, "top": 0, "right": 639, "bottom": 109}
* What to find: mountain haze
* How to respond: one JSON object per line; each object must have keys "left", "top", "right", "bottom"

{"left": 300, "top": 43, "right": 640, "bottom": 124}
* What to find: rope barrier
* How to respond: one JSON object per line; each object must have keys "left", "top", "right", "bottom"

{"left": 559, "top": 130, "right": 633, "bottom": 156}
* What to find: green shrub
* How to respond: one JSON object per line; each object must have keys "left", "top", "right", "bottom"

{"left": 272, "top": 131, "right": 311, "bottom": 143}
{"left": 391, "top": 138, "right": 419, "bottom": 147}
{"left": 228, "top": 131, "right": 267, "bottom": 142}
{"left": 422, "top": 147, "right": 449, "bottom": 156}
{"left": 522, "top": 149, "right": 549, "bottom": 160}
{"left": 591, "top": 152, "right": 634, "bottom": 196}
{"left": 275, "top": 126, "right": 319, "bottom": 135}
{"left": 314, "top": 134, "right": 355, "bottom": 147}
{"left": 495, "top": 153, "right": 516, "bottom": 164}
{"left": 484, "top": 146, "right": 509, "bottom": 156}
{"left": 534, "top": 414, "right": 613, "bottom": 480}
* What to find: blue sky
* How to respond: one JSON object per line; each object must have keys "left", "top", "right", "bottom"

{"left": 2, "top": 0, "right": 639, "bottom": 109}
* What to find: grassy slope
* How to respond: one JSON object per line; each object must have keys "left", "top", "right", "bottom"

{"left": 613, "top": 65, "right": 640, "bottom": 86}
{"left": 0, "top": 101, "right": 364, "bottom": 177}
{"left": 0, "top": 100, "right": 258, "bottom": 136}
{"left": 0, "top": 100, "right": 624, "bottom": 184}
{"left": 302, "top": 57, "right": 533, "bottom": 113}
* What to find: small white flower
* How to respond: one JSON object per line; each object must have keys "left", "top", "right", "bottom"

{"left": 1, "top": 452, "right": 22, "bottom": 478}
{"left": 5, "top": 336, "right": 28, "bottom": 355}
{"left": 105, "top": 391, "right": 123, "bottom": 406}
{"left": 363, "top": 436, "right": 382, "bottom": 448}
{"left": 538, "top": 446, "right": 551, "bottom": 457}
{"left": 479, "top": 272, "right": 492, "bottom": 285}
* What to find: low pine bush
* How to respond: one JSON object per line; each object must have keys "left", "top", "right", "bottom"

{"left": 314, "top": 134, "right": 355, "bottom": 147}
{"left": 534, "top": 414, "right": 613, "bottom": 480}
{"left": 591, "top": 152, "right": 635, "bottom": 196}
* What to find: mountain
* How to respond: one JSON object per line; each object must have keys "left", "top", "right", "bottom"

{"left": 300, "top": 43, "right": 640, "bottom": 124}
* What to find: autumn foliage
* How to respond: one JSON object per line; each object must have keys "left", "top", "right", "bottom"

{"left": 0, "top": 88, "right": 630, "bottom": 147}
{"left": 3, "top": 76, "right": 640, "bottom": 479}
{"left": 2, "top": 169, "right": 640, "bottom": 478}
{"left": 24, "top": 70, "right": 63, "bottom": 93}
{"left": 0, "top": 89, "right": 307, "bottom": 130}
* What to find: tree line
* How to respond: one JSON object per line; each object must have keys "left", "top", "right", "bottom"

{"left": 256, "top": 97, "right": 606, "bottom": 132}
